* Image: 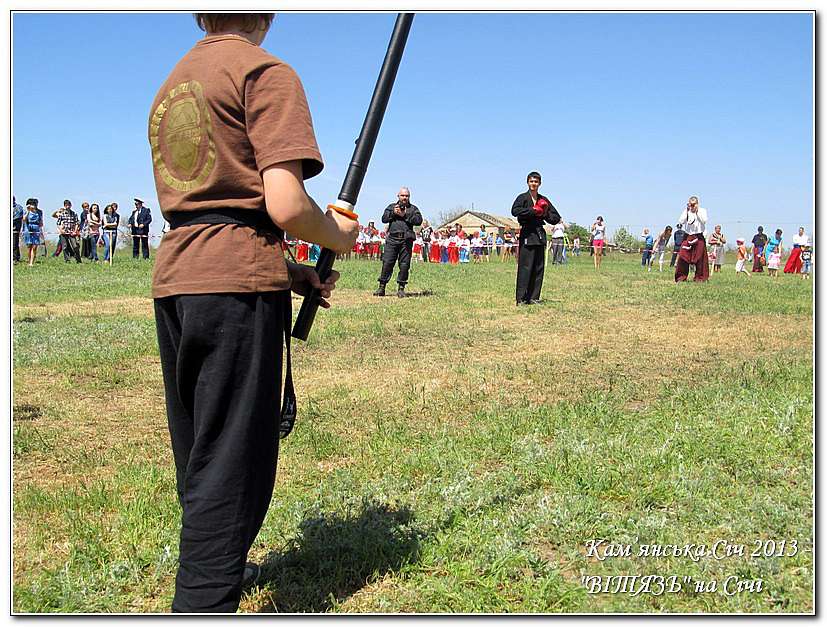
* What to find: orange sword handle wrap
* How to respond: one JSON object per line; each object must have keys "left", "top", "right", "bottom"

{"left": 328, "top": 204, "right": 359, "bottom": 221}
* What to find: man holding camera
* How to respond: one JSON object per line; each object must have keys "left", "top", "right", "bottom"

{"left": 374, "top": 187, "right": 423, "bottom": 297}
{"left": 511, "top": 171, "right": 561, "bottom": 305}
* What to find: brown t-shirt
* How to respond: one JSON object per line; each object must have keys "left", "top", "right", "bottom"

{"left": 148, "top": 34, "right": 323, "bottom": 298}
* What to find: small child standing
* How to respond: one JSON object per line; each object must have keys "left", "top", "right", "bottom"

{"left": 735, "top": 237, "right": 750, "bottom": 277}
{"left": 707, "top": 249, "right": 717, "bottom": 273}
{"left": 801, "top": 245, "right": 812, "bottom": 280}
{"left": 471, "top": 232, "right": 483, "bottom": 263}
{"left": 459, "top": 234, "right": 471, "bottom": 263}
{"left": 767, "top": 249, "right": 782, "bottom": 277}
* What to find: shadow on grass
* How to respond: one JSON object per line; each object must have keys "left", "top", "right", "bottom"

{"left": 400, "top": 289, "right": 434, "bottom": 298}
{"left": 13, "top": 403, "right": 43, "bottom": 421}
{"left": 257, "top": 501, "right": 422, "bottom": 612}
{"left": 374, "top": 289, "right": 434, "bottom": 298}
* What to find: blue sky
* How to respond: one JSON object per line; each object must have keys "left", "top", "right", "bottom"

{"left": 12, "top": 11, "right": 814, "bottom": 241}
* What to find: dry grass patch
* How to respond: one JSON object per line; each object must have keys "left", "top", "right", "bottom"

{"left": 294, "top": 307, "right": 809, "bottom": 419}
{"left": 14, "top": 297, "right": 154, "bottom": 321}
{"left": 532, "top": 540, "right": 586, "bottom": 583}
{"left": 13, "top": 357, "right": 169, "bottom": 493}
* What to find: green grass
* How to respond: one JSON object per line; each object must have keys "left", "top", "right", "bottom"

{"left": 13, "top": 251, "right": 153, "bottom": 304}
{"left": 12, "top": 252, "right": 813, "bottom": 613}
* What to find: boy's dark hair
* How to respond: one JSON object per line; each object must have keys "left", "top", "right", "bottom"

{"left": 776, "top": 229, "right": 783, "bottom": 236}
{"left": 526, "top": 171, "right": 542, "bottom": 182}
{"left": 194, "top": 13, "right": 275, "bottom": 34}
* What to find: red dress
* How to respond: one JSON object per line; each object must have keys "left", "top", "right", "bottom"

{"left": 296, "top": 241, "right": 309, "bottom": 262}
{"left": 448, "top": 242, "right": 459, "bottom": 264}
{"left": 783, "top": 247, "right": 802, "bottom": 274}
{"left": 429, "top": 241, "right": 441, "bottom": 262}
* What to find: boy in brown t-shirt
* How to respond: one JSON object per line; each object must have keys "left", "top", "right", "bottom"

{"left": 149, "top": 13, "right": 358, "bottom": 613}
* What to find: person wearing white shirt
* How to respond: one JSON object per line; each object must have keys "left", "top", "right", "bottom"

{"left": 590, "top": 215, "right": 607, "bottom": 270}
{"left": 470, "top": 234, "right": 484, "bottom": 262}
{"left": 371, "top": 230, "right": 382, "bottom": 260}
{"left": 356, "top": 228, "right": 368, "bottom": 257}
{"left": 477, "top": 225, "right": 489, "bottom": 261}
{"left": 793, "top": 228, "right": 809, "bottom": 247}
{"left": 674, "top": 195, "right": 710, "bottom": 282}
{"left": 784, "top": 226, "right": 810, "bottom": 274}
{"left": 447, "top": 232, "right": 460, "bottom": 264}
{"left": 412, "top": 236, "right": 422, "bottom": 263}
{"left": 549, "top": 220, "right": 568, "bottom": 265}
{"left": 459, "top": 234, "right": 471, "bottom": 263}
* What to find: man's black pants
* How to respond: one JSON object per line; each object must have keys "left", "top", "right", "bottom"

{"left": 378, "top": 236, "right": 413, "bottom": 286}
{"left": 133, "top": 232, "right": 150, "bottom": 259}
{"left": 60, "top": 235, "right": 81, "bottom": 263}
{"left": 154, "top": 291, "right": 285, "bottom": 613}
{"left": 13, "top": 218, "right": 21, "bottom": 262}
{"left": 516, "top": 244, "right": 545, "bottom": 303}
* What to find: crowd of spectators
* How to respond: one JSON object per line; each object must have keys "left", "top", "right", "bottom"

{"left": 13, "top": 196, "right": 153, "bottom": 266}
{"left": 14, "top": 195, "right": 812, "bottom": 280}
{"left": 638, "top": 222, "right": 812, "bottom": 278}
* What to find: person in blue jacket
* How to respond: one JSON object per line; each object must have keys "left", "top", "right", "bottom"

{"left": 641, "top": 228, "right": 654, "bottom": 268}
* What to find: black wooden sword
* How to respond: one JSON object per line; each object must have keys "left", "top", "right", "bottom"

{"left": 292, "top": 13, "right": 415, "bottom": 341}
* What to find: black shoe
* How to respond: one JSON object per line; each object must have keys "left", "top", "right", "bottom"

{"left": 529, "top": 299, "right": 544, "bottom": 305}
{"left": 373, "top": 284, "right": 386, "bottom": 297}
{"left": 516, "top": 300, "right": 530, "bottom": 306}
{"left": 242, "top": 562, "right": 260, "bottom": 590}
{"left": 397, "top": 286, "right": 406, "bottom": 298}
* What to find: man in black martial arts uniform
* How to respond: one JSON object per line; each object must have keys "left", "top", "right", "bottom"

{"left": 510, "top": 171, "right": 561, "bottom": 305}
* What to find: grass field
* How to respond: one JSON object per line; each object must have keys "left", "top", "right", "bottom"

{"left": 12, "top": 250, "right": 813, "bottom": 613}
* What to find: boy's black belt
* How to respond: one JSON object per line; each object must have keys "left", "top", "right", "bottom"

{"left": 166, "top": 207, "right": 296, "bottom": 439}
{"left": 167, "top": 209, "right": 283, "bottom": 239}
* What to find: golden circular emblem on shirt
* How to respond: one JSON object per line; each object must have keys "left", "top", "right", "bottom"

{"left": 149, "top": 80, "right": 216, "bottom": 192}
